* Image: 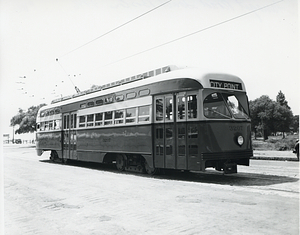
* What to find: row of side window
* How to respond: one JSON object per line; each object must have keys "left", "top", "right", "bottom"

{"left": 37, "top": 106, "right": 150, "bottom": 131}
{"left": 37, "top": 120, "right": 61, "bottom": 131}
{"left": 78, "top": 105, "right": 150, "bottom": 128}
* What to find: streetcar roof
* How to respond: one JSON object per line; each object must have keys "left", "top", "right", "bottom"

{"left": 39, "top": 67, "right": 246, "bottom": 112}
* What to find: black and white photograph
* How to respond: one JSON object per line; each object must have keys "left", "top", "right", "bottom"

{"left": 0, "top": 0, "right": 299, "bottom": 234}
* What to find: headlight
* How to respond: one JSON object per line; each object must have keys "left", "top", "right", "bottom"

{"left": 237, "top": 135, "right": 244, "bottom": 146}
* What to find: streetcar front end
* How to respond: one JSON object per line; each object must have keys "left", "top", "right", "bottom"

{"left": 198, "top": 74, "right": 253, "bottom": 173}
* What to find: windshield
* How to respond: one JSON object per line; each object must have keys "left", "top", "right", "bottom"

{"left": 203, "top": 92, "right": 249, "bottom": 119}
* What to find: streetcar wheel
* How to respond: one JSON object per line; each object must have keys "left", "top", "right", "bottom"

{"left": 50, "top": 151, "right": 58, "bottom": 162}
{"left": 116, "top": 154, "right": 125, "bottom": 171}
{"left": 144, "top": 160, "right": 157, "bottom": 175}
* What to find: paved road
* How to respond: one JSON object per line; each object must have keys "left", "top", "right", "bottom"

{"left": 2, "top": 146, "right": 299, "bottom": 235}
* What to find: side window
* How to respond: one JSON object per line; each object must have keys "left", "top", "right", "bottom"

{"left": 87, "top": 114, "right": 94, "bottom": 127}
{"left": 115, "top": 110, "right": 124, "bottom": 124}
{"left": 79, "top": 116, "right": 86, "bottom": 127}
{"left": 187, "top": 94, "right": 197, "bottom": 119}
{"left": 126, "top": 108, "right": 136, "bottom": 123}
{"left": 138, "top": 105, "right": 150, "bottom": 122}
{"left": 95, "top": 113, "right": 103, "bottom": 126}
{"left": 49, "top": 121, "right": 53, "bottom": 130}
{"left": 96, "top": 99, "right": 103, "bottom": 106}
{"left": 40, "top": 122, "right": 45, "bottom": 131}
{"left": 80, "top": 103, "right": 87, "bottom": 109}
{"left": 45, "top": 121, "right": 49, "bottom": 130}
{"left": 105, "top": 97, "right": 113, "bottom": 104}
{"left": 104, "top": 111, "right": 113, "bottom": 125}
{"left": 116, "top": 95, "right": 124, "bottom": 102}
{"left": 87, "top": 101, "right": 94, "bottom": 107}
{"left": 54, "top": 120, "right": 61, "bottom": 130}
{"left": 139, "top": 89, "right": 150, "bottom": 96}
{"left": 126, "top": 92, "right": 136, "bottom": 99}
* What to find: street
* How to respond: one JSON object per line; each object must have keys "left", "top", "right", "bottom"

{"left": 3, "top": 145, "right": 299, "bottom": 235}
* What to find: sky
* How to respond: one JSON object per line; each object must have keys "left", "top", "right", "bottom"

{"left": 0, "top": 0, "right": 299, "bottom": 137}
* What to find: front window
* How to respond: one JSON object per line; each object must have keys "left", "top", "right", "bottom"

{"left": 226, "top": 95, "right": 249, "bottom": 119}
{"left": 203, "top": 92, "right": 249, "bottom": 119}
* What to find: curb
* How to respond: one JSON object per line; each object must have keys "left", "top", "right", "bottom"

{"left": 251, "top": 156, "right": 299, "bottom": 162}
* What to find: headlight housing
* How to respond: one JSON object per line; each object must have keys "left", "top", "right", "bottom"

{"left": 237, "top": 135, "right": 244, "bottom": 146}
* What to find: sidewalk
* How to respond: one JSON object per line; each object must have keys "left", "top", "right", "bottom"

{"left": 252, "top": 150, "right": 299, "bottom": 161}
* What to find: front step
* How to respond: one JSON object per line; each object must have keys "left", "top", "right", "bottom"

{"left": 224, "top": 163, "right": 237, "bottom": 174}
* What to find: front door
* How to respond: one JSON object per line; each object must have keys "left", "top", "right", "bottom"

{"left": 176, "top": 92, "right": 188, "bottom": 169}
{"left": 153, "top": 92, "right": 199, "bottom": 170}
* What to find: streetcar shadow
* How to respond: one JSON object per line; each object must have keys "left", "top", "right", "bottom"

{"left": 155, "top": 170, "right": 299, "bottom": 187}
{"left": 39, "top": 159, "right": 298, "bottom": 187}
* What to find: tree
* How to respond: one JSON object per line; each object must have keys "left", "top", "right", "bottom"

{"left": 10, "top": 104, "right": 46, "bottom": 134}
{"left": 249, "top": 95, "right": 274, "bottom": 140}
{"left": 291, "top": 115, "right": 299, "bottom": 133}
{"left": 276, "top": 90, "right": 290, "bottom": 109}
{"left": 250, "top": 92, "right": 294, "bottom": 140}
{"left": 275, "top": 91, "right": 293, "bottom": 138}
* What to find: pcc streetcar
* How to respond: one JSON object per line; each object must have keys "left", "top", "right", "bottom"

{"left": 36, "top": 65, "right": 252, "bottom": 174}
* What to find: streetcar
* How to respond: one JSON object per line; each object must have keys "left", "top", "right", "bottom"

{"left": 36, "top": 65, "right": 252, "bottom": 174}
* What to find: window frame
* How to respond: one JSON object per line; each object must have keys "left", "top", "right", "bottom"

{"left": 138, "top": 105, "right": 150, "bottom": 123}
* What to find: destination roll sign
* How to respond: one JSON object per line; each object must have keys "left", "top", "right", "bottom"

{"left": 210, "top": 79, "right": 242, "bottom": 90}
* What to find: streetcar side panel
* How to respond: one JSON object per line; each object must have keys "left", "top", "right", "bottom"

{"left": 36, "top": 130, "right": 62, "bottom": 157}
{"left": 76, "top": 124, "right": 152, "bottom": 163}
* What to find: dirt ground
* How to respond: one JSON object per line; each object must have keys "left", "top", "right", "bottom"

{"left": 2, "top": 146, "right": 299, "bottom": 235}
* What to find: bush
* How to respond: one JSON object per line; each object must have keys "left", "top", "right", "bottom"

{"left": 271, "top": 135, "right": 298, "bottom": 151}
{"left": 252, "top": 135, "right": 298, "bottom": 151}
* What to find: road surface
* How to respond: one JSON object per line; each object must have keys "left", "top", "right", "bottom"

{"left": 2, "top": 145, "right": 299, "bottom": 235}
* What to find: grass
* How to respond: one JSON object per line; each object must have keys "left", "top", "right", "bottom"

{"left": 252, "top": 134, "right": 299, "bottom": 151}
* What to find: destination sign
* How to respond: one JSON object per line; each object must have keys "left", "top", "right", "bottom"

{"left": 210, "top": 79, "right": 242, "bottom": 90}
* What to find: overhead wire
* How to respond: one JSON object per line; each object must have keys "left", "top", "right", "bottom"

{"left": 102, "top": 0, "right": 284, "bottom": 67}
{"left": 54, "top": 0, "right": 282, "bottom": 94}
{"left": 59, "top": 0, "right": 172, "bottom": 58}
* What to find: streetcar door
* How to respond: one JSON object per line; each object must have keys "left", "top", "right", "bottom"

{"left": 62, "top": 112, "right": 77, "bottom": 160}
{"left": 154, "top": 95, "right": 176, "bottom": 169}
{"left": 176, "top": 93, "right": 188, "bottom": 169}
{"left": 62, "top": 113, "right": 69, "bottom": 159}
{"left": 176, "top": 92, "right": 199, "bottom": 170}
{"left": 69, "top": 112, "right": 77, "bottom": 160}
